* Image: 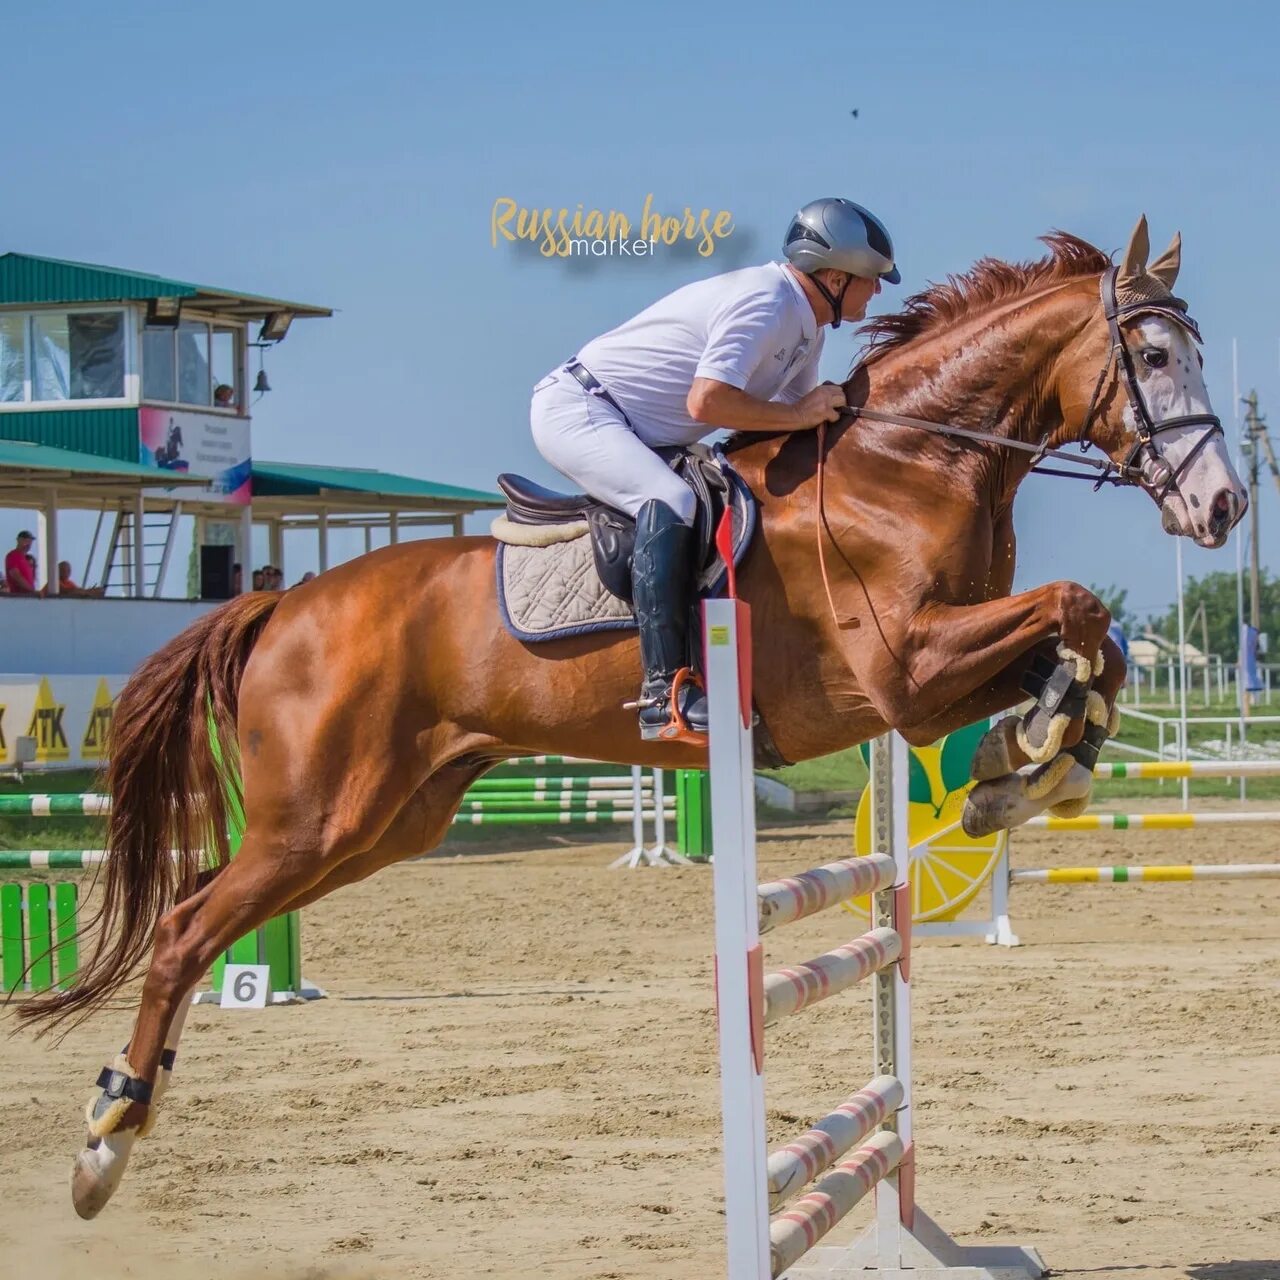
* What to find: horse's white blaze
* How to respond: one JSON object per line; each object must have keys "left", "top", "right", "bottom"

{"left": 1128, "top": 316, "right": 1246, "bottom": 548}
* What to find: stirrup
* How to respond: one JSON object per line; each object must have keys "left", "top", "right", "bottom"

{"left": 657, "top": 668, "right": 708, "bottom": 746}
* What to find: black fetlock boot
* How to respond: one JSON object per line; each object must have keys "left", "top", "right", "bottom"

{"left": 631, "top": 499, "right": 708, "bottom": 741}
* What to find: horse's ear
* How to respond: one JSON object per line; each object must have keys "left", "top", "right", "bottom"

{"left": 1120, "top": 214, "right": 1150, "bottom": 282}
{"left": 1148, "top": 231, "right": 1181, "bottom": 290}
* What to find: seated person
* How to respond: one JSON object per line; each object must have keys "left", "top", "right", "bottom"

{"left": 54, "top": 560, "right": 103, "bottom": 597}
{"left": 5, "top": 530, "right": 37, "bottom": 595}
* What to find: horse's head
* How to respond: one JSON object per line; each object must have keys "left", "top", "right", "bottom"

{"left": 1059, "top": 216, "right": 1246, "bottom": 549}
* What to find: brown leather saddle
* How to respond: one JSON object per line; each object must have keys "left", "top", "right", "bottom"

{"left": 497, "top": 443, "right": 756, "bottom": 603}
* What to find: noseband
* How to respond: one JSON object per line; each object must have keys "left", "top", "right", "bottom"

{"left": 844, "top": 265, "right": 1223, "bottom": 499}
{"left": 1076, "top": 266, "right": 1224, "bottom": 504}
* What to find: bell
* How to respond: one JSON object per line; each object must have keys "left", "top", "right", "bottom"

{"left": 253, "top": 369, "right": 271, "bottom": 394}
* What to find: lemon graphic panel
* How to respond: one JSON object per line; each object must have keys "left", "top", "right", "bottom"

{"left": 844, "top": 723, "right": 1005, "bottom": 924}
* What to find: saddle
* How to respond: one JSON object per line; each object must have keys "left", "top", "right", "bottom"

{"left": 495, "top": 444, "right": 756, "bottom": 605}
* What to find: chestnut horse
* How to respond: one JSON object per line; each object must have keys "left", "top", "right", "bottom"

{"left": 24, "top": 219, "right": 1245, "bottom": 1218}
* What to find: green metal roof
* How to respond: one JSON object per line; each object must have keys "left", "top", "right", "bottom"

{"left": 0, "top": 253, "right": 331, "bottom": 321}
{"left": 0, "top": 439, "right": 208, "bottom": 487}
{"left": 252, "top": 461, "right": 503, "bottom": 510}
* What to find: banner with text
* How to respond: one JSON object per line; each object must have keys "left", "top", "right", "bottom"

{"left": 140, "top": 407, "right": 251, "bottom": 505}
{"left": 0, "top": 675, "right": 128, "bottom": 768}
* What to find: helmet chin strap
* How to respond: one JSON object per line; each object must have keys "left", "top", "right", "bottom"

{"left": 810, "top": 272, "right": 853, "bottom": 328}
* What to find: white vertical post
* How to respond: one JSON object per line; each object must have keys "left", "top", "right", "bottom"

{"left": 42, "top": 490, "right": 59, "bottom": 595}
{"left": 1175, "top": 539, "right": 1189, "bottom": 809}
{"left": 869, "top": 734, "right": 914, "bottom": 1255}
{"left": 705, "top": 597, "right": 770, "bottom": 1280}
{"left": 318, "top": 509, "right": 330, "bottom": 573}
{"left": 985, "top": 837, "right": 1019, "bottom": 947}
{"left": 238, "top": 504, "right": 253, "bottom": 588}
{"left": 153, "top": 500, "right": 182, "bottom": 598}
{"left": 389, "top": 510, "right": 400, "bottom": 545}
{"left": 270, "top": 519, "right": 285, "bottom": 581}
{"left": 630, "top": 765, "right": 644, "bottom": 861}
{"left": 1233, "top": 337, "right": 1247, "bottom": 801}
{"left": 651, "top": 768, "right": 667, "bottom": 858}
{"left": 133, "top": 490, "right": 146, "bottom": 598}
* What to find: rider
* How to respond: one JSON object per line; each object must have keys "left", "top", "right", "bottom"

{"left": 530, "top": 197, "right": 901, "bottom": 740}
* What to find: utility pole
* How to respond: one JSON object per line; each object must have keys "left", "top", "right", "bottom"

{"left": 1239, "top": 390, "right": 1274, "bottom": 629}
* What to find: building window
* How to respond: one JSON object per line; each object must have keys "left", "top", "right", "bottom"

{"left": 142, "top": 325, "right": 176, "bottom": 402}
{"left": 211, "top": 327, "right": 239, "bottom": 408}
{"left": 178, "top": 320, "right": 211, "bottom": 406}
{"left": 0, "top": 310, "right": 127, "bottom": 405}
{"left": 30, "top": 311, "right": 125, "bottom": 401}
{"left": 144, "top": 319, "right": 240, "bottom": 411}
{"left": 0, "top": 314, "right": 23, "bottom": 402}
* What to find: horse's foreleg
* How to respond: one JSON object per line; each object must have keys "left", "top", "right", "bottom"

{"left": 963, "top": 637, "right": 1126, "bottom": 835}
{"left": 1034, "top": 637, "right": 1126, "bottom": 819}
{"left": 854, "top": 581, "right": 1114, "bottom": 838}
{"left": 867, "top": 579, "right": 1112, "bottom": 740}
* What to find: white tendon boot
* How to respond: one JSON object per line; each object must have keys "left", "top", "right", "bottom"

{"left": 72, "top": 999, "right": 191, "bottom": 1220}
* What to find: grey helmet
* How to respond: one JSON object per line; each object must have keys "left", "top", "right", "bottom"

{"left": 784, "top": 199, "right": 900, "bottom": 330}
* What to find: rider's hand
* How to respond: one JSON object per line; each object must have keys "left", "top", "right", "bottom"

{"left": 793, "top": 383, "right": 847, "bottom": 428}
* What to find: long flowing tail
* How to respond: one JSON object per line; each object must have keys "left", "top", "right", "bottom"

{"left": 18, "top": 592, "right": 282, "bottom": 1031}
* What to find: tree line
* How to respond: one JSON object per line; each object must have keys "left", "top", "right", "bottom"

{"left": 1091, "top": 571, "right": 1280, "bottom": 658}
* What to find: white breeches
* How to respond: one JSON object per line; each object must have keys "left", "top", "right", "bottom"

{"left": 529, "top": 372, "right": 697, "bottom": 525}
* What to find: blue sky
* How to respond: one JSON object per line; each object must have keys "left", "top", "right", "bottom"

{"left": 3, "top": 0, "right": 1278, "bottom": 621}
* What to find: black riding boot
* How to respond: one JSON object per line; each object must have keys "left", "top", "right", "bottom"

{"left": 631, "top": 499, "right": 709, "bottom": 740}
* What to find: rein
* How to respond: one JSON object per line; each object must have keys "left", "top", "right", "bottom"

{"left": 841, "top": 405, "right": 1138, "bottom": 488}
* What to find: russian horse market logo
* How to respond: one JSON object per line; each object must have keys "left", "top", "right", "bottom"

{"left": 491, "top": 194, "right": 735, "bottom": 258}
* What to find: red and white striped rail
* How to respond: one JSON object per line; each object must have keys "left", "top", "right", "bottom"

{"left": 705, "top": 594, "right": 1045, "bottom": 1279}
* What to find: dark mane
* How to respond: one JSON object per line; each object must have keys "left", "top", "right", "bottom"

{"left": 855, "top": 231, "right": 1112, "bottom": 365}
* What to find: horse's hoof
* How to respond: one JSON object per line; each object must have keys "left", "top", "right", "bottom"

{"left": 961, "top": 778, "right": 1022, "bottom": 838}
{"left": 71, "top": 1131, "right": 134, "bottom": 1220}
{"left": 970, "top": 716, "right": 1019, "bottom": 781}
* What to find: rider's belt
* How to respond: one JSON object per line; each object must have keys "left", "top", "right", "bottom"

{"left": 564, "top": 358, "right": 634, "bottom": 429}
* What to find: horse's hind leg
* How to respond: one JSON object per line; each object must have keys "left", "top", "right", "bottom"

{"left": 71, "top": 758, "right": 485, "bottom": 1220}
{"left": 266, "top": 760, "right": 493, "bottom": 911}
{"left": 72, "top": 833, "right": 346, "bottom": 1218}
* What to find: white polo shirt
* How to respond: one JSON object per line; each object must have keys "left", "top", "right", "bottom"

{"left": 571, "top": 261, "right": 824, "bottom": 447}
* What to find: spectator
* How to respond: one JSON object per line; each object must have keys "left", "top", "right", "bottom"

{"left": 296, "top": 571, "right": 316, "bottom": 587}
{"left": 232, "top": 562, "right": 243, "bottom": 595}
{"left": 213, "top": 383, "right": 236, "bottom": 408}
{"left": 268, "top": 565, "right": 284, "bottom": 590}
{"left": 5, "top": 531, "right": 37, "bottom": 595}
{"left": 54, "top": 560, "right": 103, "bottom": 598}
{"left": 252, "top": 568, "right": 265, "bottom": 591}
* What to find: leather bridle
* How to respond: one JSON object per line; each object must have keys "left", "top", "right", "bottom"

{"left": 1074, "top": 266, "right": 1223, "bottom": 504}
{"left": 842, "top": 266, "right": 1223, "bottom": 503}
